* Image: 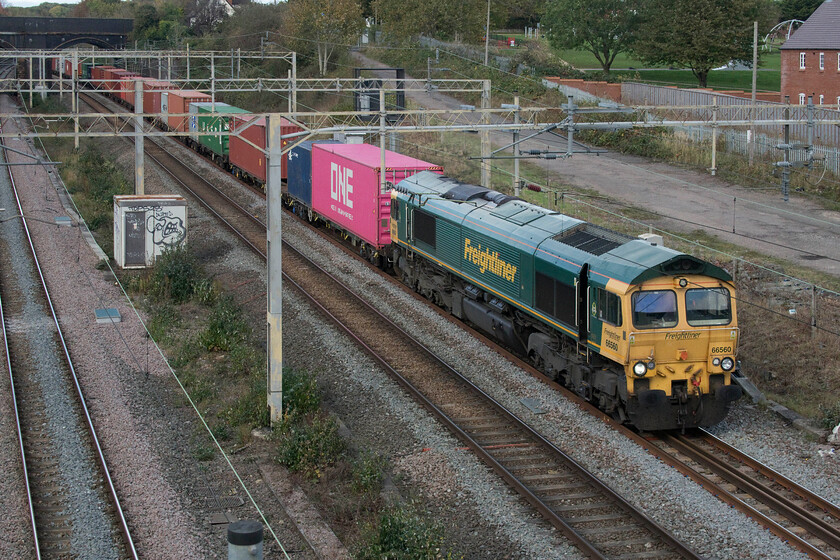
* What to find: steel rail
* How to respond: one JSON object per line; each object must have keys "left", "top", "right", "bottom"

{"left": 0, "top": 274, "right": 40, "bottom": 558}
{"left": 669, "top": 432, "right": 840, "bottom": 553}
{"left": 699, "top": 428, "right": 840, "bottom": 520}
{"left": 0, "top": 119, "right": 139, "bottom": 559}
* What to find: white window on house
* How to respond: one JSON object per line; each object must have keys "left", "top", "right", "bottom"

{"left": 799, "top": 93, "right": 806, "bottom": 105}
{"left": 800, "top": 52, "right": 806, "bottom": 69}
{"left": 837, "top": 96, "right": 840, "bottom": 107}
{"left": 819, "top": 94, "right": 824, "bottom": 105}
{"left": 820, "top": 53, "right": 825, "bottom": 70}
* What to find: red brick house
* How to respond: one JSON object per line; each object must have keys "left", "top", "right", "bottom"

{"left": 780, "top": 0, "right": 840, "bottom": 106}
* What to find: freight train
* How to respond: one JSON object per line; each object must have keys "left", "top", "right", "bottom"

{"left": 54, "top": 60, "right": 742, "bottom": 430}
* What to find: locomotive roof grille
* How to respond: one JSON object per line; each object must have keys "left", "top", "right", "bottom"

{"left": 554, "top": 223, "right": 633, "bottom": 256}
{"left": 442, "top": 183, "right": 521, "bottom": 205}
{"left": 442, "top": 183, "right": 490, "bottom": 201}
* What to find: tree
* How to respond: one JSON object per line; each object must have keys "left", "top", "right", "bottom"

{"left": 778, "top": 0, "right": 822, "bottom": 22}
{"left": 543, "top": 0, "right": 641, "bottom": 74}
{"left": 187, "top": 0, "right": 228, "bottom": 35}
{"left": 72, "top": 0, "right": 125, "bottom": 18}
{"left": 372, "top": 0, "right": 485, "bottom": 42}
{"left": 284, "top": 0, "right": 364, "bottom": 76}
{"left": 506, "top": 0, "right": 546, "bottom": 29}
{"left": 135, "top": 5, "right": 161, "bottom": 40}
{"left": 632, "top": 0, "right": 778, "bottom": 87}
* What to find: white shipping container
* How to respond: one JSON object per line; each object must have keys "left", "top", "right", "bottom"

{"left": 114, "top": 195, "right": 188, "bottom": 268}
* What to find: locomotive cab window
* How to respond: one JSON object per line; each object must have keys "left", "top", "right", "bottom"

{"left": 686, "top": 288, "right": 731, "bottom": 326}
{"left": 632, "top": 290, "right": 677, "bottom": 329}
{"left": 595, "top": 288, "right": 622, "bottom": 326}
{"left": 412, "top": 208, "right": 436, "bottom": 249}
{"left": 391, "top": 201, "right": 400, "bottom": 220}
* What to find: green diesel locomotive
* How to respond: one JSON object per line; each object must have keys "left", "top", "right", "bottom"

{"left": 390, "top": 171, "right": 741, "bottom": 431}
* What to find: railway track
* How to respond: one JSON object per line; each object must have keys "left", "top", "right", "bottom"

{"left": 643, "top": 430, "right": 840, "bottom": 560}
{"left": 0, "top": 122, "right": 137, "bottom": 558}
{"left": 80, "top": 91, "right": 701, "bottom": 559}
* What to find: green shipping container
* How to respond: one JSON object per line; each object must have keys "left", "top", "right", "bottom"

{"left": 188, "top": 102, "right": 251, "bottom": 157}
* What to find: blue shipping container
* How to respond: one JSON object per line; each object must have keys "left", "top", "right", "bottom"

{"left": 287, "top": 140, "right": 340, "bottom": 207}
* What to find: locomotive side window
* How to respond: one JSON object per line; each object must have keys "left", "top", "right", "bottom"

{"left": 632, "top": 290, "right": 677, "bottom": 329}
{"left": 686, "top": 288, "right": 731, "bottom": 326}
{"left": 413, "top": 208, "right": 436, "bottom": 249}
{"left": 595, "top": 288, "right": 622, "bottom": 326}
{"left": 391, "top": 201, "right": 400, "bottom": 220}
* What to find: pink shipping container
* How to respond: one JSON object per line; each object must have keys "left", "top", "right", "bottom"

{"left": 229, "top": 115, "right": 303, "bottom": 183}
{"left": 164, "top": 90, "right": 211, "bottom": 133}
{"left": 142, "top": 80, "right": 175, "bottom": 116}
{"left": 311, "top": 144, "right": 442, "bottom": 249}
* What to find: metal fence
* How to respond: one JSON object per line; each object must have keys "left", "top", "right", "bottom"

{"left": 622, "top": 82, "right": 840, "bottom": 149}
{"left": 673, "top": 125, "right": 840, "bottom": 174}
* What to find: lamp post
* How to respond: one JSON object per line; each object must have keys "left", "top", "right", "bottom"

{"left": 484, "top": 0, "right": 490, "bottom": 66}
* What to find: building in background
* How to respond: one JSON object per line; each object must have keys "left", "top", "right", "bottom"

{"left": 780, "top": 0, "right": 840, "bottom": 106}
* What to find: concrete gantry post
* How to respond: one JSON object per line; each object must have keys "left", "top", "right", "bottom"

{"left": 73, "top": 50, "right": 79, "bottom": 150}
{"left": 710, "top": 98, "right": 718, "bottom": 176}
{"left": 210, "top": 52, "right": 215, "bottom": 107}
{"left": 566, "top": 95, "right": 575, "bottom": 157}
{"left": 267, "top": 114, "right": 284, "bottom": 425}
{"left": 481, "top": 79, "right": 490, "bottom": 188}
{"left": 134, "top": 80, "right": 144, "bottom": 195}
{"left": 291, "top": 52, "right": 297, "bottom": 117}
{"left": 380, "top": 89, "right": 387, "bottom": 194}
{"left": 513, "top": 95, "right": 520, "bottom": 196}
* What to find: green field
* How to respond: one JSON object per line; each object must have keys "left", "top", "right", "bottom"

{"left": 500, "top": 36, "right": 783, "bottom": 92}
{"left": 611, "top": 68, "right": 780, "bottom": 93}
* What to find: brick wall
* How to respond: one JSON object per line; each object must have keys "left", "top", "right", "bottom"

{"left": 543, "top": 78, "right": 622, "bottom": 103}
{"left": 781, "top": 49, "right": 840, "bottom": 106}
{"left": 547, "top": 78, "right": 779, "bottom": 105}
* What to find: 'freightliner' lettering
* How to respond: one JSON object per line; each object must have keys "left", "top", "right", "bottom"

{"left": 464, "top": 238, "right": 517, "bottom": 283}
{"left": 665, "top": 332, "right": 701, "bottom": 340}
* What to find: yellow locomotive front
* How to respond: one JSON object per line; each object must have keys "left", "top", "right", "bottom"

{"left": 607, "top": 275, "right": 742, "bottom": 430}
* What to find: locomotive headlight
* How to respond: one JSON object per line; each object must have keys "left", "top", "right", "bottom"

{"left": 712, "top": 357, "right": 721, "bottom": 367}
{"left": 721, "top": 357, "right": 735, "bottom": 371}
{"left": 633, "top": 361, "right": 648, "bottom": 377}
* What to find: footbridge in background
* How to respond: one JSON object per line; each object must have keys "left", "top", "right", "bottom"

{"left": 0, "top": 17, "right": 132, "bottom": 51}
